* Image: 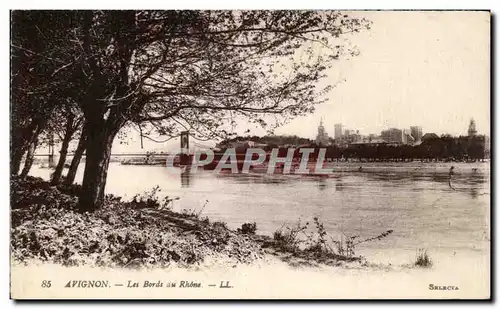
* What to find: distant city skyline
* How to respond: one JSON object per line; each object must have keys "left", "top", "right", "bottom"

{"left": 106, "top": 117, "right": 486, "bottom": 153}
{"left": 309, "top": 119, "right": 485, "bottom": 140}
{"left": 273, "top": 117, "right": 488, "bottom": 140}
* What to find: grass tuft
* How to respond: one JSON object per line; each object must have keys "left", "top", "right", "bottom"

{"left": 414, "top": 249, "right": 433, "bottom": 268}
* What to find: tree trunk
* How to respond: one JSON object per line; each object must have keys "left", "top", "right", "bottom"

{"left": 78, "top": 124, "right": 118, "bottom": 212}
{"left": 50, "top": 135, "right": 72, "bottom": 185}
{"left": 64, "top": 132, "right": 86, "bottom": 186}
{"left": 11, "top": 125, "right": 37, "bottom": 175}
{"left": 51, "top": 114, "right": 76, "bottom": 185}
{"left": 11, "top": 117, "right": 48, "bottom": 175}
{"left": 20, "top": 138, "right": 38, "bottom": 179}
{"left": 11, "top": 147, "right": 25, "bottom": 175}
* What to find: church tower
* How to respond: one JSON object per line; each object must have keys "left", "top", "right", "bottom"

{"left": 315, "top": 118, "right": 329, "bottom": 146}
{"left": 468, "top": 118, "right": 477, "bottom": 137}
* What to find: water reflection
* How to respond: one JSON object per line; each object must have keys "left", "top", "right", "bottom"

{"left": 470, "top": 187, "right": 478, "bottom": 199}
{"left": 362, "top": 170, "right": 488, "bottom": 190}
{"left": 200, "top": 168, "right": 489, "bottom": 203}
{"left": 335, "top": 178, "right": 344, "bottom": 192}
{"left": 215, "top": 172, "right": 291, "bottom": 186}
{"left": 181, "top": 170, "right": 191, "bottom": 188}
{"left": 318, "top": 177, "right": 326, "bottom": 190}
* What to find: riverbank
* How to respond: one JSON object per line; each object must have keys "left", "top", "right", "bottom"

{"left": 11, "top": 176, "right": 366, "bottom": 269}
{"left": 26, "top": 162, "right": 490, "bottom": 266}
{"left": 10, "top": 176, "right": 490, "bottom": 299}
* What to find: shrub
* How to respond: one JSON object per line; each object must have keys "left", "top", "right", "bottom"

{"left": 331, "top": 228, "right": 394, "bottom": 258}
{"left": 212, "top": 221, "right": 227, "bottom": 230}
{"left": 414, "top": 249, "right": 433, "bottom": 268}
{"left": 180, "top": 200, "right": 209, "bottom": 219}
{"left": 272, "top": 220, "right": 309, "bottom": 252}
{"left": 272, "top": 217, "right": 394, "bottom": 259}
{"left": 238, "top": 222, "right": 257, "bottom": 235}
{"left": 130, "top": 186, "right": 178, "bottom": 210}
{"left": 57, "top": 182, "right": 83, "bottom": 196}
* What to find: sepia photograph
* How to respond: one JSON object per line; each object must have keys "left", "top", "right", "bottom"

{"left": 9, "top": 9, "right": 491, "bottom": 299}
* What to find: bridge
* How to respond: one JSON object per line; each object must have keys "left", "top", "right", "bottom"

{"left": 34, "top": 153, "right": 176, "bottom": 157}
{"left": 34, "top": 131, "right": 209, "bottom": 167}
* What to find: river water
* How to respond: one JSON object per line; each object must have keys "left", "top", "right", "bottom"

{"left": 29, "top": 161, "right": 490, "bottom": 266}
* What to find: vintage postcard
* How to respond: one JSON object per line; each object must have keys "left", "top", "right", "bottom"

{"left": 10, "top": 10, "right": 490, "bottom": 299}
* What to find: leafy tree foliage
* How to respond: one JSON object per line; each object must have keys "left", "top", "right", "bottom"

{"left": 11, "top": 10, "right": 371, "bottom": 211}
{"left": 11, "top": 11, "right": 85, "bottom": 175}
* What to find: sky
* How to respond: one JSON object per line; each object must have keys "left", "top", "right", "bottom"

{"left": 274, "top": 11, "right": 490, "bottom": 139}
{"left": 111, "top": 11, "right": 491, "bottom": 153}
